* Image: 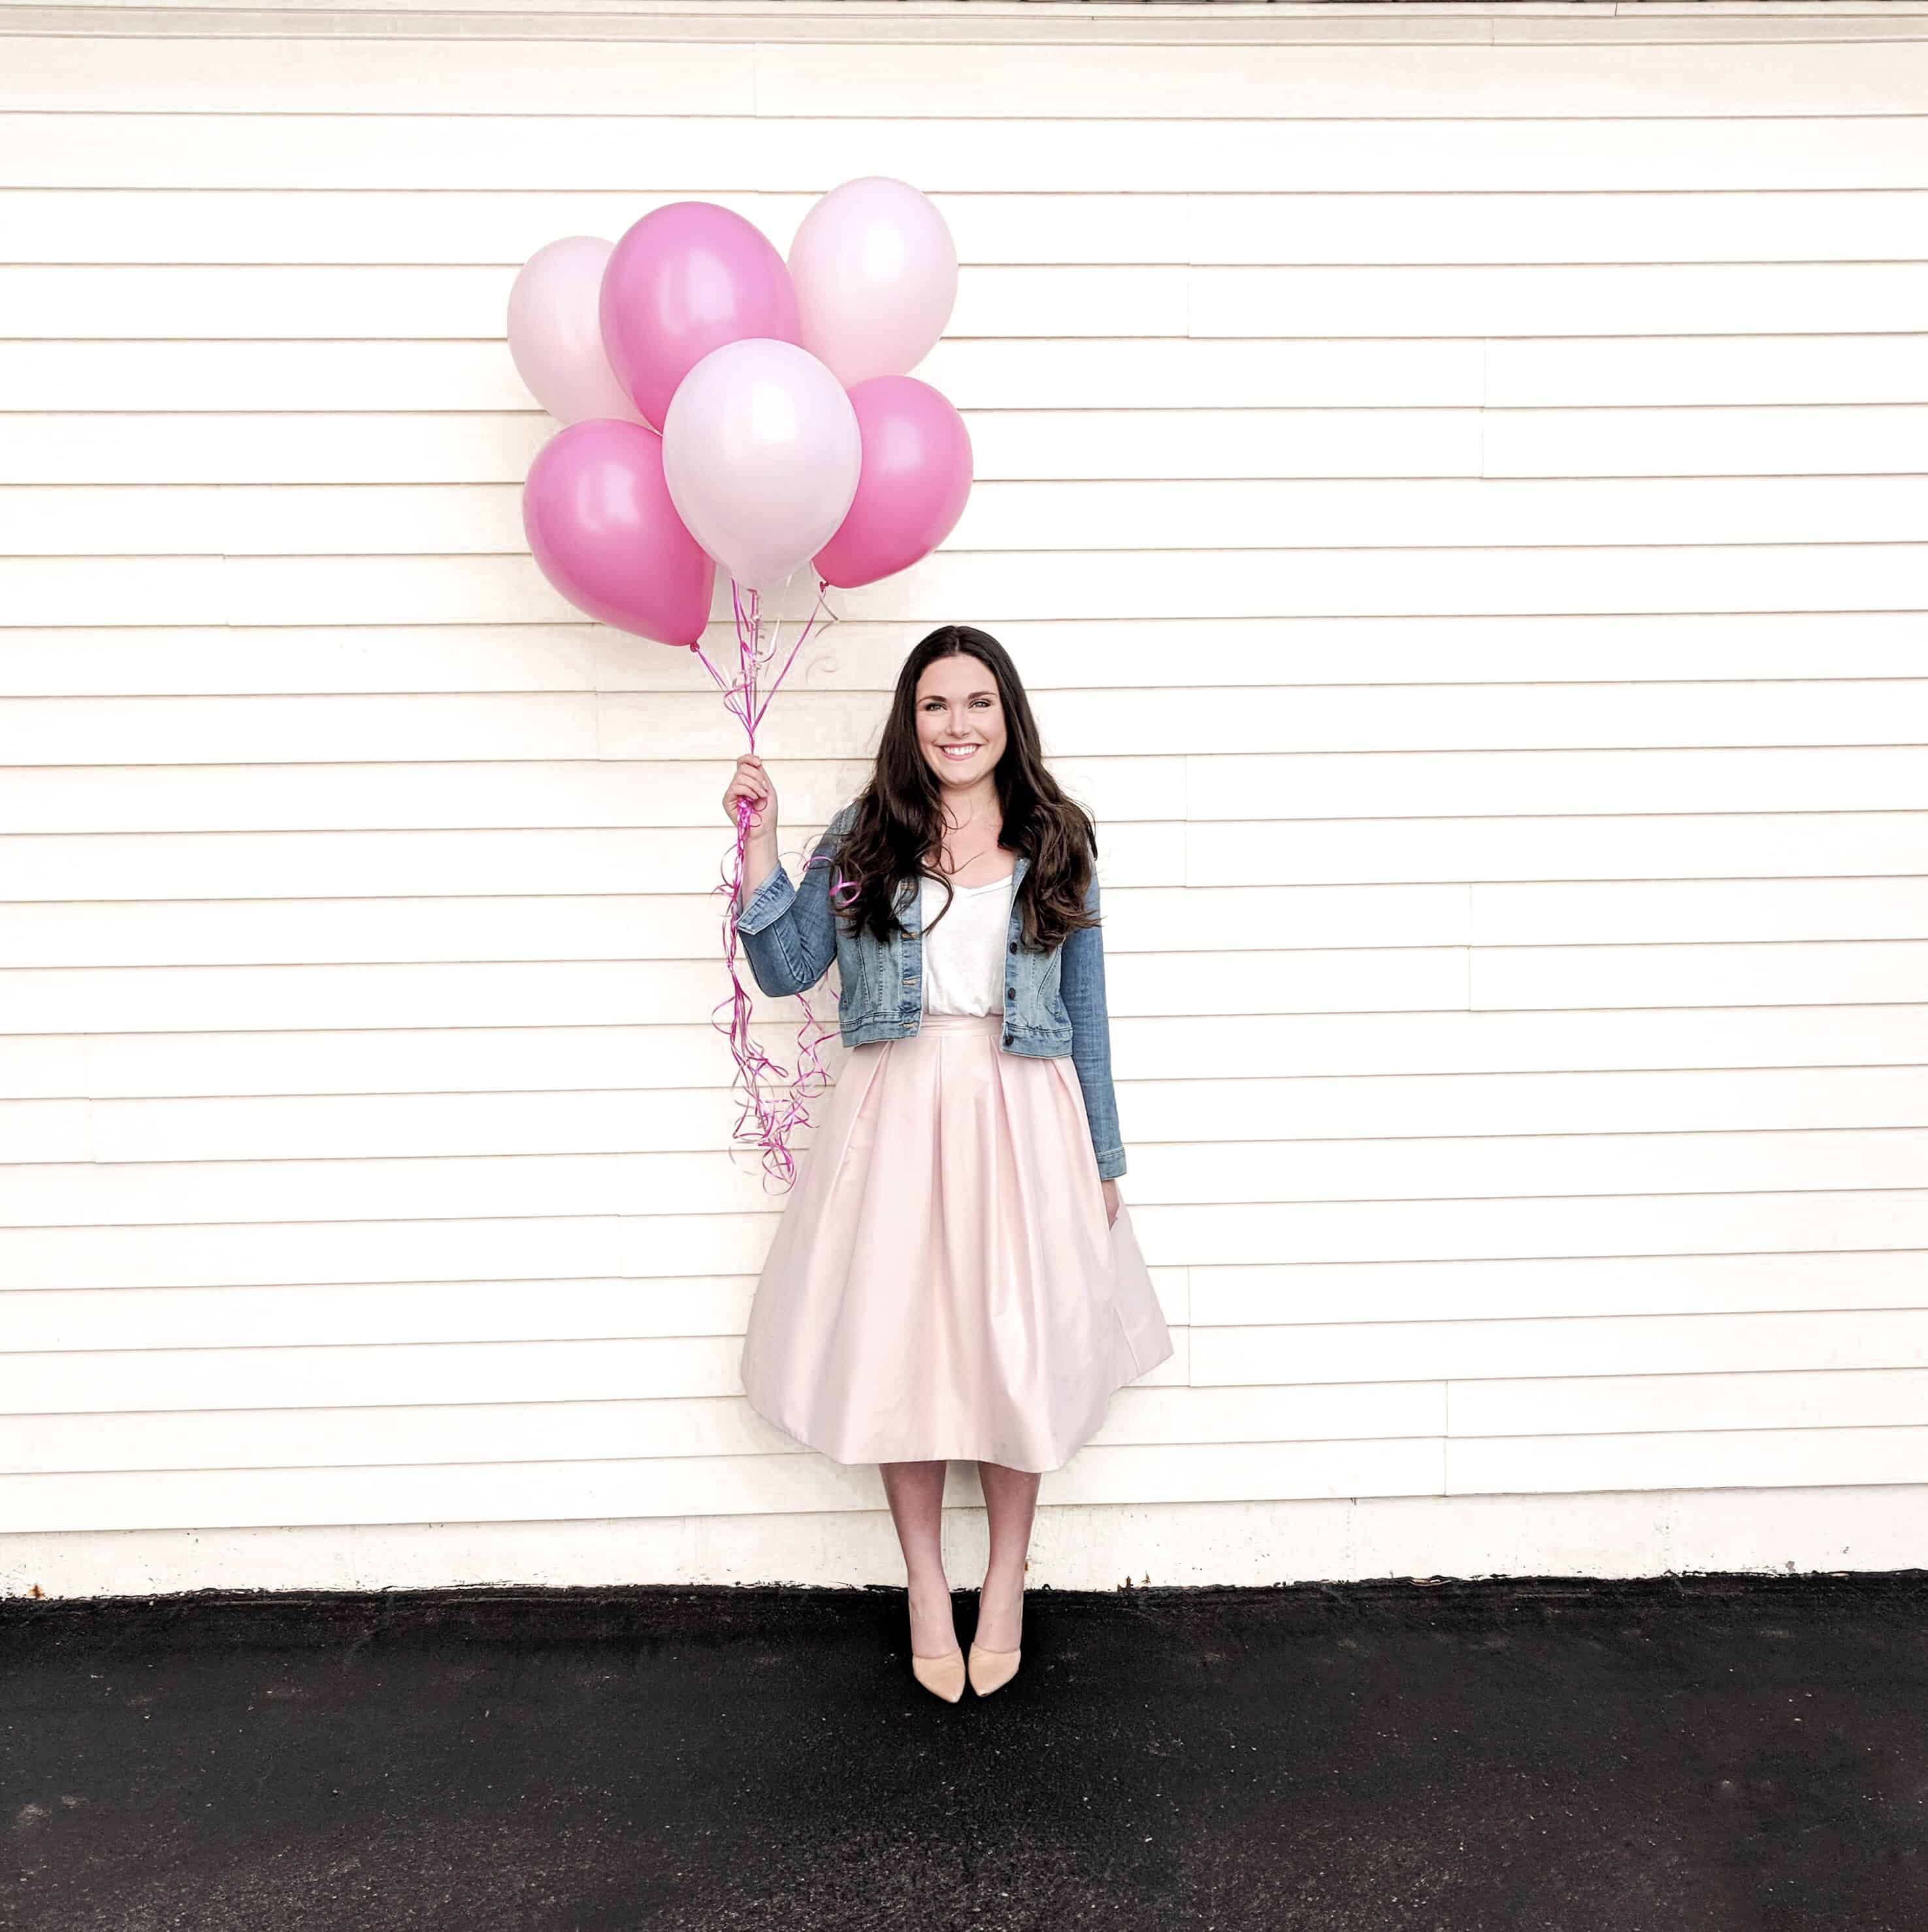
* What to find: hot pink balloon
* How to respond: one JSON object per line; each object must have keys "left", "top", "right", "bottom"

{"left": 522, "top": 418, "right": 715, "bottom": 646}
{"left": 506, "top": 237, "right": 644, "bottom": 427}
{"left": 788, "top": 177, "right": 958, "bottom": 388}
{"left": 662, "top": 338, "right": 861, "bottom": 593}
{"left": 814, "top": 377, "right": 973, "bottom": 590}
{"left": 599, "top": 202, "right": 801, "bottom": 433}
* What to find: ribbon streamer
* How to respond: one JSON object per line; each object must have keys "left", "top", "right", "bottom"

{"left": 693, "top": 577, "right": 851, "bottom": 1188}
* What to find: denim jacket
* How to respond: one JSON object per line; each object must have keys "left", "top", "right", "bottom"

{"left": 732, "top": 798, "right": 1126, "bottom": 1180}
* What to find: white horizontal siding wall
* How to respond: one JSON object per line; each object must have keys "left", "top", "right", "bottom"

{"left": 2, "top": 1, "right": 1926, "bottom": 1597}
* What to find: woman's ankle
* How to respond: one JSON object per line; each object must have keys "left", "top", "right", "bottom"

{"left": 906, "top": 1575, "right": 958, "bottom": 1654}
{"left": 979, "top": 1560, "right": 1026, "bottom": 1599}
{"left": 973, "top": 1577, "right": 1024, "bottom": 1652}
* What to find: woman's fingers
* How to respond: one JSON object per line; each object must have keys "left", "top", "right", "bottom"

{"left": 723, "top": 754, "right": 776, "bottom": 827}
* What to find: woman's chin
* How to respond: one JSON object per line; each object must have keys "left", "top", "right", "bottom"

{"left": 929, "top": 752, "right": 996, "bottom": 783}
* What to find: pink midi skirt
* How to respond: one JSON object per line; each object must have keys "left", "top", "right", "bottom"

{"left": 739, "top": 1009, "right": 1173, "bottom": 1473}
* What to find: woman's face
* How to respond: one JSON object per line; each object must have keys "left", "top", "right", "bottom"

{"left": 915, "top": 654, "right": 1007, "bottom": 796}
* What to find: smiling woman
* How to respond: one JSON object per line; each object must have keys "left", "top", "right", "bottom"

{"left": 723, "top": 623, "right": 1170, "bottom": 1701}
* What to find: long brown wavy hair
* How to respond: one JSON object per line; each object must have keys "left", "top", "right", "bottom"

{"left": 832, "top": 624, "right": 1102, "bottom": 955}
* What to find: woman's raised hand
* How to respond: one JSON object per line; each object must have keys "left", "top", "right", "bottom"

{"left": 723, "top": 753, "right": 777, "bottom": 838}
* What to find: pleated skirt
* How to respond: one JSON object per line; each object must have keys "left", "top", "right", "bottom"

{"left": 739, "top": 1009, "right": 1173, "bottom": 1473}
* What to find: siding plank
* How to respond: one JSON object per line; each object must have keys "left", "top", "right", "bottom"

{"left": 2, "top": 681, "right": 1921, "bottom": 764}
{"left": 10, "top": 188, "right": 1928, "bottom": 269}
{"left": 5, "top": 1192, "right": 1927, "bottom": 1292}
{"left": 12, "top": 407, "right": 1928, "bottom": 485}
{"left": 4, "top": 1125, "right": 1925, "bottom": 1226}
{"left": 7, "top": 547, "right": 1927, "bottom": 629}
{"left": 0, "top": 810, "right": 1923, "bottom": 900}
{"left": 26, "top": 336, "right": 1928, "bottom": 412}
{"left": 14, "top": 1066, "right": 1928, "bottom": 1158}
{"left": 9, "top": 37, "right": 1927, "bottom": 118}
{"left": 8, "top": 1002, "right": 1923, "bottom": 1094}
{"left": 3, "top": 114, "right": 1923, "bottom": 195}
{"left": 1, "top": 617, "right": 1927, "bottom": 698}
{"left": 14, "top": 476, "right": 1928, "bottom": 557}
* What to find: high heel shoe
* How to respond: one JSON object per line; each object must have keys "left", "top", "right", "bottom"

{"left": 907, "top": 1588, "right": 965, "bottom": 1702}
{"left": 967, "top": 1641, "right": 1021, "bottom": 1697}
{"left": 911, "top": 1646, "right": 966, "bottom": 1703}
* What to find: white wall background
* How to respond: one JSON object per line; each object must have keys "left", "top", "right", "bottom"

{"left": 3, "top": 1, "right": 1926, "bottom": 1597}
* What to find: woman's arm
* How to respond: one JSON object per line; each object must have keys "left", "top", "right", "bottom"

{"left": 731, "top": 805, "right": 849, "bottom": 998}
{"left": 1059, "top": 868, "right": 1126, "bottom": 1182}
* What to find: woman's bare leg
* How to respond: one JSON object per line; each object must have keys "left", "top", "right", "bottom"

{"left": 973, "top": 1460, "right": 1041, "bottom": 1650}
{"left": 880, "top": 1458, "right": 958, "bottom": 1656}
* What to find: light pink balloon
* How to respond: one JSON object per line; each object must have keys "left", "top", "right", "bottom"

{"left": 661, "top": 338, "right": 861, "bottom": 593}
{"left": 814, "top": 377, "right": 973, "bottom": 591}
{"left": 599, "top": 202, "right": 801, "bottom": 433}
{"left": 507, "top": 237, "right": 644, "bottom": 427}
{"left": 522, "top": 418, "right": 715, "bottom": 646}
{"left": 788, "top": 176, "right": 958, "bottom": 388}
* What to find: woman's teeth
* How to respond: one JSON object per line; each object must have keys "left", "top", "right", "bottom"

{"left": 941, "top": 745, "right": 977, "bottom": 759}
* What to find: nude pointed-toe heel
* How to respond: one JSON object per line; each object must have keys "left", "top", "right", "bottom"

{"left": 911, "top": 1646, "right": 967, "bottom": 1703}
{"left": 967, "top": 1642, "right": 1022, "bottom": 1698}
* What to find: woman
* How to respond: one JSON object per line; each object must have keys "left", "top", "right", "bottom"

{"left": 723, "top": 623, "right": 1173, "bottom": 1703}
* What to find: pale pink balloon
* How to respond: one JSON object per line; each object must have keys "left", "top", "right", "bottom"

{"left": 661, "top": 338, "right": 861, "bottom": 593}
{"left": 788, "top": 176, "right": 958, "bottom": 387}
{"left": 599, "top": 201, "right": 801, "bottom": 433}
{"left": 522, "top": 418, "right": 715, "bottom": 646}
{"left": 814, "top": 377, "right": 973, "bottom": 590}
{"left": 506, "top": 237, "right": 644, "bottom": 427}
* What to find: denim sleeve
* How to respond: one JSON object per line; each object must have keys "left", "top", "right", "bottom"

{"left": 730, "top": 811, "right": 845, "bottom": 998}
{"left": 1060, "top": 867, "right": 1126, "bottom": 1182}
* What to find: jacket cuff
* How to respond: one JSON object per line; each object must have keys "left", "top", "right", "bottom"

{"left": 733, "top": 862, "right": 794, "bottom": 936}
{"left": 1094, "top": 1147, "right": 1126, "bottom": 1183}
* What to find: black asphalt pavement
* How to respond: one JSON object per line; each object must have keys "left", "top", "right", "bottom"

{"left": 5, "top": 1573, "right": 1925, "bottom": 1931}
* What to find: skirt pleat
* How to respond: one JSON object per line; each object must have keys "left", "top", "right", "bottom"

{"left": 739, "top": 1010, "right": 1174, "bottom": 1473}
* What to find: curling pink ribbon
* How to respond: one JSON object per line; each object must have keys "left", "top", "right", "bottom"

{"left": 693, "top": 577, "right": 854, "bottom": 1188}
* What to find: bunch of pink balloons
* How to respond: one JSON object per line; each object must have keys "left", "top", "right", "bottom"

{"left": 508, "top": 179, "right": 975, "bottom": 647}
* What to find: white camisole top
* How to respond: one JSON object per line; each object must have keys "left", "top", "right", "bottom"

{"left": 917, "top": 866, "right": 1017, "bottom": 1017}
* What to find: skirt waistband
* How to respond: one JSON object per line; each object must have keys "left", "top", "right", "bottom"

{"left": 917, "top": 1009, "right": 1004, "bottom": 1030}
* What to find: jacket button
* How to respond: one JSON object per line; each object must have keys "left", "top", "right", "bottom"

{"left": 1002, "top": 1032, "right": 1011, "bottom": 1045}
{"left": 1005, "top": 985, "right": 1015, "bottom": 999}
{"left": 1007, "top": 941, "right": 1016, "bottom": 953}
